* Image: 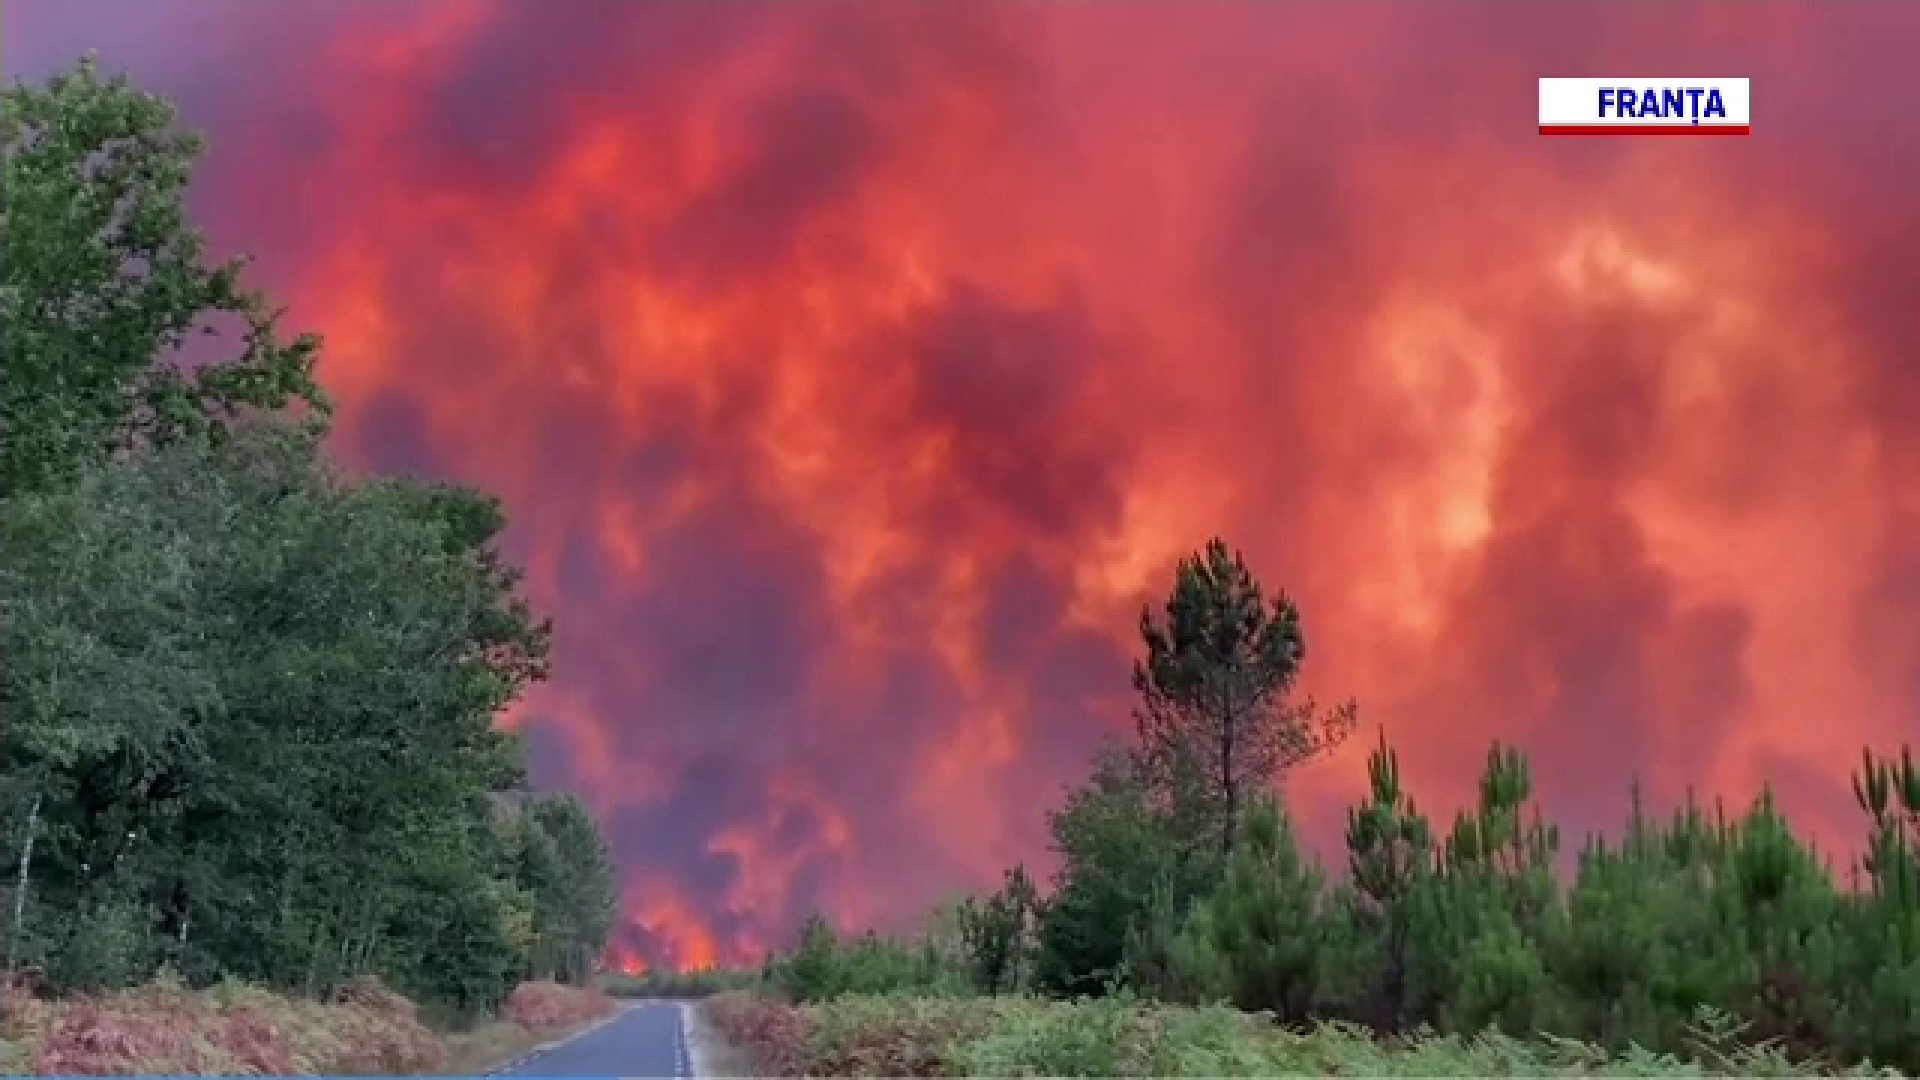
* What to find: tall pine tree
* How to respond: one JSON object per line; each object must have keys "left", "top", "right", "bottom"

{"left": 1132, "top": 538, "right": 1356, "bottom": 857}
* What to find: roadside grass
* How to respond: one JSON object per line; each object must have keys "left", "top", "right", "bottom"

{"left": 704, "top": 991, "right": 1908, "bottom": 1078}
{"left": 599, "top": 967, "right": 759, "bottom": 999}
{"left": 3, "top": 971, "right": 610, "bottom": 1075}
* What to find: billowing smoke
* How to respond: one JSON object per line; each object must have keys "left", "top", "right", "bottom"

{"left": 9, "top": 0, "right": 1917, "bottom": 970}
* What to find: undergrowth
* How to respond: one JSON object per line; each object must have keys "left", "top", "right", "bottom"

{"left": 1, "top": 971, "right": 609, "bottom": 1075}
{"left": 704, "top": 991, "right": 1911, "bottom": 1077}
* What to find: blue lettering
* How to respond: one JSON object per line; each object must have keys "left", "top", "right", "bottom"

{"left": 1590, "top": 85, "right": 1730, "bottom": 125}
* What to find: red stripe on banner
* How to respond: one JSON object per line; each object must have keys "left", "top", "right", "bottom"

{"left": 1540, "top": 125, "right": 1751, "bottom": 136}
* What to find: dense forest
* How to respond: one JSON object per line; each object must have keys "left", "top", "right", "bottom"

{"left": 759, "top": 541, "right": 1919, "bottom": 1072}
{"left": 1, "top": 58, "right": 618, "bottom": 1019}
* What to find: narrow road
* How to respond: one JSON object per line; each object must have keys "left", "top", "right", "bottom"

{"left": 494, "top": 1000, "right": 692, "bottom": 1078}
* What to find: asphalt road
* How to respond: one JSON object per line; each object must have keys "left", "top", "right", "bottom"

{"left": 494, "top": 1000, "right": 692, "bottom": 1078}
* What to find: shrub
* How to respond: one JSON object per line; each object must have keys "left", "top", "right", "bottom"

{"left": 501, "top": 979, "right": 614, "bottom": 1033}
{"left": 705, "top": 991, "right": 807, "bottom": 1077}
{"left": 26, "top": 973, "right": 443, "bottom": 1074}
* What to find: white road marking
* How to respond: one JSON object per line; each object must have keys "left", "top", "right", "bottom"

{"left": 678, "top": 999, "right": 707, "bottom": 1078}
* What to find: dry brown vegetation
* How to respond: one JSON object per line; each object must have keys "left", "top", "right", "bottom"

{"left": 1, "top": 972, "right": 611, "bottom": 1075}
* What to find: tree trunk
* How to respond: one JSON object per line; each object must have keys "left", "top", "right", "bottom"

{"left": 7, "top": 793, "right": 40, "bottom": 974}
{"left": 1219, "top": 679, "right": 1238, "bottom": 856}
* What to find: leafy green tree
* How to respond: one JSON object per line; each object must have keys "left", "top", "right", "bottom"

{"left": 0, "top": 56, "right": 623, "bottom": 1021}
{"left": 1, "top": 55, "right": 327, "bottom": 496}
{"left": 0, "top": 435, "right": 226, "bottom": 987}
{"left": 959, "top": 863, "right": 1038, "bottom": 994}
{"left": 138, "top": 432, "right": 542, "bottom": 999}
{"left": 835, "top": 930, "right": 927, "bottom": 996}
{"left": 0, "top": 428, "right": 553, "bottom": 1009}
{"left": 507, "top": 794, "right": 618, "bottom": 984}
{"left": 772, "top": 914, "right": 932, "bottom": 1001}
{"left": 913, "top": 895, "right": 975, "bottom": 990}
{"left": 2, "top": 54, "right": 324, "bottom": 987}
{"left": 1132, "top": 538, "right": 1355, "bottom": 858}
{"left": 1034, "top": 746, "right": 1186, "bottom": 998}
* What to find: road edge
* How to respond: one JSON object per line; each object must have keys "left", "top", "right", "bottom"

{"left": 482, "top": 1000, "right": 634, "bottom": 1077}
{"left": 678, "top": 1000, "right": 706, "bottom": 1078}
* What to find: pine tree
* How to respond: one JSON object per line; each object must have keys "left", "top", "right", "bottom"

{"left": 1835, "top": 746, "right": 1919, "bottom": 1071}
{"left": 1337, "top": 730, "right": 1432, "bottom": 1031}
{"left": 784, "top": 914, "right": 841, "bottom": 1003}
{"left": 1173, "top": 794, "right": 1326, "bottom": 1024}
{"left": 1852, "top": 745, "right": 1919, "bottom": 906}
{"left": 1421, "top": 743, "right": 1561, "bottom": 1035}
{"left": 1132, "top": 538, "right": 1356, "bottom": 858}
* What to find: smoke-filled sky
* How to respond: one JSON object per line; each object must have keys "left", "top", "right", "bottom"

{"left": 9, "top": 2, "right": 1918, "bottom": 971}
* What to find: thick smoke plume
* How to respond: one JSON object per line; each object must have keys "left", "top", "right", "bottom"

{"left": 9, "top": 1, "right": 1918, "bottom": 970}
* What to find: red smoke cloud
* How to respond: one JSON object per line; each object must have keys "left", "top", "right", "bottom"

{"left": 8, "top": 1, "right": 1918, "bottom": 970}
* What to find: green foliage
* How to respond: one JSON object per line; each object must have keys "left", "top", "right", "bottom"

{"left": 500, "top": 794, "right": 619, "bottom": 985}
{"left": 758, "top": 725, "right": 1918, "bottom": 1073}
{"left": 750, "top": 532, "right": 1917, "bottom": 1073}
{"left": 1031, "top": 538, "right": 1358, "bottom": 998}
{"left": 1852, "top": 746, "right": 1919, "bottom": 906}
{"left": 710, "top": 992, "right": 1899, "bottom": 1078}
{"left": 1, "top": 55, "right": 328, "bottom": 496}
{"left": 1415, "top": 741, "right": 1562, "bottom": 1036}
{"left": 0, "top": 58, "right": 612, "bottom": 1021}
{"left": 1163, "top": 795, "right": 1325, "bottom": 1023}
{"left": 1331, "top": 727, "right": 1434, "bottom": 1029}
{"left": 782, "top": 914, "right": 842, "bottom": 1003}
{"left": 770, "top": 915, "right": 964, "bottom": 1004}
{"left": 1131, "top": 538, "right": 1357, "bottom": 858}
{"left": 958, "top": 864, "right": 1039, "bottom": 995}
{"left": 0, "top": 426, "right": 575, "bottom": 1013}
{"left": 1833, "top": 746, "right": 1920, "bottom": 1068}
{"left": 1033, "top": 746, "right": 1190, "bottom": 997}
